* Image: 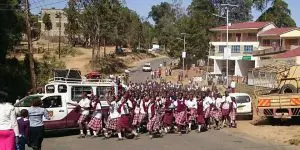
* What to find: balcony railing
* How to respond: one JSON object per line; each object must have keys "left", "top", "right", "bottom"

{"left": 253, "top": 47, "right": 286, "bottom": 56}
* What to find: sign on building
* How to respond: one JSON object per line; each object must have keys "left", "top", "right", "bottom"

{"left": 223, "top": 47, "right": 231, "bottom": 59}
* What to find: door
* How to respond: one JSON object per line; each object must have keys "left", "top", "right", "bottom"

{"left": 235, "top": 95, "right": 252, "bottom": 114}
{"left": 42, "top": 95, "right": 67, "bottom": 129}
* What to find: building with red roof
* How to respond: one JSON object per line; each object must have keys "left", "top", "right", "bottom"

{"left": 208, "top": 22, "right": 276, "bottom": 77}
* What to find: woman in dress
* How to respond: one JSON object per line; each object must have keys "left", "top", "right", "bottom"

{"left": 0, "top": 91, "right": 20, "bottom": 150}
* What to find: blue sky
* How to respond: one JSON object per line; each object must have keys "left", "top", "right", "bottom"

{"left": 30, "top": 0, "right": 300, "bottom": 26}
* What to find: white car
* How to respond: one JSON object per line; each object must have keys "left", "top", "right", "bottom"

{"left": 142, "top": 63, "right": 152, "bottom": 72}
{"left": 229, "top": 93, "right": 253, "bottom": 120}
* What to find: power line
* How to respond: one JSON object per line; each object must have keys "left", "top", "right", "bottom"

{"left": 30, "top": 0, "right": 68, "bottom": 10}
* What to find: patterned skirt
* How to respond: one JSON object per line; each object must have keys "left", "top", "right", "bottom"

{"left": 196, "top": 114, "right": 205, "bottom": 124}
{"left": 132, "top": 113, "right": 147, "bottom": 126}
{"left": 175, "top": 111, "right": 187, "bottom": 126}
{"left": 204, "top": 108, "right": 210, "bottom": 119}
{"left": 117, "top": 115, "right": 132, "bottom": 130}
{"left": 163, "top": 111, "right": 174, "bottom": 126}
{"left": 222, "top": 109, "right": 230, "bottom": 117}
{"left": 187, "top": 108, "right": 197, "bottom": 121}
{"left": 210, "top": 109, "right": 222, "bottom": 121}
{"left": 106, "top": 117, "right": 118, "bottom": 130}
{"left": 88, "top": 117, "right": 102, "bottom": 131}
{"left": 147, "top": 114, "right": 161, "bottom": 132}
{"left": 230, "top": 109, "right": 236, "bottom": 121}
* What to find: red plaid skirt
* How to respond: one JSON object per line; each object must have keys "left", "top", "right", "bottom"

{"left": 210, "top": 109, "right": 222, "bottom": 121}
{"left": 88, "top": 117, "right": 102, "bottom": 131}
{"left": 175, "top": 111, "right": 187, "bottom": 126}
{"left": 132, "top": 113, "right": 147, "bottom": 126}
{"left": 106, "top": 117, "right": 118, "bottom": 130}
{"left": 222, "top": 109, "right": 230, "bottom": 117}
{"left": 204, "top": 108, "right": 210, "bottom": 119}
{"left": 187, "top": 108, "right": 197, "bottom": 121}
{"left": 78, "top": 114, "right": 88, "bottom": 124}
{"left": 196, "top": 114, "right": 205, "bottom": 124}
{"left": 163, "top": 111, "right": 174, "bottom": 126}
{"left": 230, "top": 109, "right": 236, "bottom": 121}
{"left": 147, "top": 114, "right": 161, "bottom": 132}
{"left": 117, "top": 115, "right": 132, "bottom": 130}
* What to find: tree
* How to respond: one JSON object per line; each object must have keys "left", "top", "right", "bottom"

{"left": 42, "top": 13, "right": 52, "bottom": 31}
{"left": 64, "top": 0, "right": 80, "bottom": 46}
{"left": 257, "top": 0, "right": 296, "bottom": 27}
{"left": 211, "top": 0, "right": 252, "bottom": 24}
{"left": 42, "top": 13, "right": 52, "bottom": 40}
{"left": 0, "top": 0, "right": 23, "bottom": 63}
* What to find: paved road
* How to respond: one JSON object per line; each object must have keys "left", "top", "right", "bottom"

{"left": 128, "top": 56, "right": 171, "bottom": 83}
{"left": 40, "top": 57, "right": 297, "bottom": 150}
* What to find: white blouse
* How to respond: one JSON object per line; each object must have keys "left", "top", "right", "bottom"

{"left": 0, "top": 103, "right": 19, "bottom": 136}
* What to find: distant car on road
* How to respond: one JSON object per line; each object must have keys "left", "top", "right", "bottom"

{"left": 142, "top": 63, "right": 152, "bottom": 72}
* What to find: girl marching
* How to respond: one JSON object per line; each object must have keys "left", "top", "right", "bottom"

{"left": 173, "top": 93, "right": 188, "bottom": 135}
{"left": 186, "top": 94, "right": 197, "bottom": 132}
{"left": 87, "top": 96, "right": 103, "bottom": 138}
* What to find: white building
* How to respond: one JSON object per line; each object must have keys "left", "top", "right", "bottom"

{"left": 209, "top": 22, "right": 276, "bottom": 77}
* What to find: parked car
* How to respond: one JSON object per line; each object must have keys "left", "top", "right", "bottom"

{"left": 229, "top": 93, "right": 253, "bottom": 120}
{"left": 142, "top": 63, "right": 152, "bottom": 72}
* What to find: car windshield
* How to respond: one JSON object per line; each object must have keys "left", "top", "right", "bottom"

{"left": 144, "top": 65, "right": 151, "bottom": 67}
{"left": 234, "top": 96, "right": 250, "bottom": 103}
{"left": 16, "top": 95, "right": 44, "bottom": 107}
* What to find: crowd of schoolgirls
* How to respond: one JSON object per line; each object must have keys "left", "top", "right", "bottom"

{"left": 73, "top": 81, "right": 238, "bottom": 140}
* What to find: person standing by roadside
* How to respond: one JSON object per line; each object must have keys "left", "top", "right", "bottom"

{"left": 28, "top": 98, "right": 50, "bottom": 150}
{"left": 0, "top": 91, "right": 20, "bottom": 150}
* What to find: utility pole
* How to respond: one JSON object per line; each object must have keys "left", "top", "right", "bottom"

{"left": 24, "top": 0, "right": 37, "bottom": 93}
{"left": 221, "top": 3, "right": 238, "bottom": 87}
{"left": 56, "top": 12, "right": 62, "bottom": 59}
{"left": 183, "top": 33, "right": 186, "bottom": 79}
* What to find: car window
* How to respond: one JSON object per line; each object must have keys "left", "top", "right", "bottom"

{"left": 17, "top": 95, "right": 43, "bottom": 107}
{"left": 43, "top": 96, "right": 62, "bottom": 108}
{"left": 71, "top": 86, "right": 92, "bottom": 102}
{"left": 144, "top": 65, "right": 151, "bottom": 67}
{"left": 234, "top": 96, "right": 250, "bottom": 103}
{"left": 96, "top": 86, "right": 111, "bottom": 96}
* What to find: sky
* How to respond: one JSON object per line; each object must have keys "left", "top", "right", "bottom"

{"left": 30, "top": 0, "right": 300, "bottom": 26}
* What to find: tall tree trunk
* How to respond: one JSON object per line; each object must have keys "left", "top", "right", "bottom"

{"left": 92, "top": 37, "right": 96, "bottom": 71}
{"left": 25, "top": 0, "right": 37, "bottom": 93}
{"left": 104, "top": 38, "right": 106, "bottom": 56}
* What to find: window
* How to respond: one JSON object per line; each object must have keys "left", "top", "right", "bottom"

{"left": 233, "top": 96, "right": 250, "bottom": 103}
{"left": 71, "top": 86, "right": 92, "bottom": 101}
{"left": 248, "top": 33, "right": 256, "bottom": 37}
{"left": 42, "top": 96, "right": 62, "bottom": 108}
{"left": 97, "top": 86, "right": 112, "bottom": 96}
{"left": 231, "top": 45, "right": 240, "bottom": 53}
{"left": 17, "top": 95, "right": 43, "bottom": 107}
{"left": 46, "top": 85, "right": 55, "bottom": 93}
{"left": 56, "top": 22, "right": 61, "bottom": 27}
{"left": 58, "top": 84, "right": 67, "bottom": 93}
{"left": 244, "top": 45, "right": 253, "bottom": 53}
{"left": 219, "top": 45, "right": 226, "bottom": 53}
{"left": 263, "top": 40, "right": 271, "bottom": 46}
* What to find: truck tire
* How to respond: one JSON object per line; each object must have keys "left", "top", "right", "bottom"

{"left": 280, "top": 84, "right": 297, "bottom": 94}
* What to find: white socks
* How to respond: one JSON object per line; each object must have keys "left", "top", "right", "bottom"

{"left": 87, "top": 130, "right": 91, "bottom": 136}
{"left": 198, "top": 125, "right": 201, "bottom": 132}
{"left": 117, "top": 132, "right": 122, "bottom": 139}
{"left": 132, "top": 130, "right": 138, "bottom": 136}
{"left": 93, "top": 131, "right": 97, "bottom": 136}
{"left": 188, "top": 123, "right": 192, "bottom": 129}
{"left": 80, "top": 130, "right": 84, "bottom": 135}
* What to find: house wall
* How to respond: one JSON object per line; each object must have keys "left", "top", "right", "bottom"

{"left": 40, "top": 9, "right": 68, "bottom": 37}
